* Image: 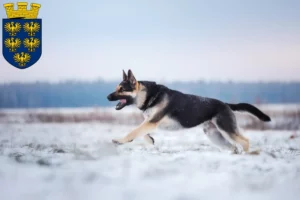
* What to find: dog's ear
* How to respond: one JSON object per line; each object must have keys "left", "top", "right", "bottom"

{"left": 122, "top": 69, "right": 127, "bottom": 81}
{"left": 128, "top": 69, "right": 136, "bottom": 86}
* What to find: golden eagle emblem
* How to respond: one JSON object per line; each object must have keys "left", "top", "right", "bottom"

{"left": 4, "top": 37, "right": 21, "bottom": 52}
{"left": 23, "top": 22, "right": 40, "bottom": 36}
{"left": 23, "top": 37, "right": 40, "bottom": 52}
{"left": 4, "top": 22, "right": 21, "bottom": 36}
{"left": 3, "top": 3, "right": 42, "bottom": 69}
{"left": 13, "top": 52, "right": 31, "bottom": 67}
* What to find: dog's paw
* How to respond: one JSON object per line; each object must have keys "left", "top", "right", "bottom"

{"left": 112, "top": 138, "right": 133, "bottom": 145}
{"left": 112, "top": 139, "right": 124, "bottom": 145}
{"left": 144, "top": 134, "right": 155, "bottom": 145}
{"left": 148, "top": 135, "right": 155, "bottom": 145}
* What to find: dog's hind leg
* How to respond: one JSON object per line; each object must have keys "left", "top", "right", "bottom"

{"left": 203, "top": 121, "right": 234, "bottom": 151}
{"left": 144, "top": 134, "right": 155, "bottom": 145}
{"left": 213, "top": 108, "right": 249, "bottom": 152}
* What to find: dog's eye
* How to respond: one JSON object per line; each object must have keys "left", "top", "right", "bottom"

{"left": 119, "top": 87, "right": 124, "bottom": 92}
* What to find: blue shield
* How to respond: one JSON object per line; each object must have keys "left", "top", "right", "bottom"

{"left": 2, "top": 18, "right": 42, "bottom": 69}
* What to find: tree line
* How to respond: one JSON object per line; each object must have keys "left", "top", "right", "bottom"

{"left": 0, "top": 80, "right": 299, "bottom": 108}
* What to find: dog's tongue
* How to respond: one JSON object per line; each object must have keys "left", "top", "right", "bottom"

{"left": 116, "top": 99, "right": 127, "bottom": 110}
{"left": 120, "top": 99, "right": 126, "bottom": 104}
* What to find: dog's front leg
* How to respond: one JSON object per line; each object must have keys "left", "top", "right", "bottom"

{"left": 112, "top": 121, "right": 157, "bottom": 145}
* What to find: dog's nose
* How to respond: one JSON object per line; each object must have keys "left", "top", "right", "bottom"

{"left": 107, "top": 94, "right": 112, "bottom": 101}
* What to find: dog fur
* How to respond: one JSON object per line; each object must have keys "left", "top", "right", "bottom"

{"left": 107, "top": 70, "right": 271, "bottom": 152}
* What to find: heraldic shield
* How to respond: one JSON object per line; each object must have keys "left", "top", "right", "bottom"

{"left": 2, "top": 3, "right": 42, "bottom": 69}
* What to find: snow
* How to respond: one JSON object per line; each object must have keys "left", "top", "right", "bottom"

{"left": 0, "top": 123, "right": 300, "bottom": 200}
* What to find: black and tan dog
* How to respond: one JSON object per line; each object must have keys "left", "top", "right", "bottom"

{"left": 107, "top": 70, "right": 271, "bottom": 152}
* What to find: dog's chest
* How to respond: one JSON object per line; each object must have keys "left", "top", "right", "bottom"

{"left": 143, "top": 108, "right": 183, "bottom": 130}
{"left": 159, "top": 116, "right": 183, "bottom": 130}
{"left": 142, "top": 107, "right": 158, "bottom": 120}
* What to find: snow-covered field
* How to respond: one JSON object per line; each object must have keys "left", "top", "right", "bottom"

{"left": 0, "top": 123, "right": 300, "bottom": 200}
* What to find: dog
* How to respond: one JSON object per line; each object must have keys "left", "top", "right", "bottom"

{"left": 107, "top": 69, "right": 271, "bottom": 152}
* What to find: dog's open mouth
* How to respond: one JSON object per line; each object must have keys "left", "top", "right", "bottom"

{"left": 116, "top": 99, "right": 127, "bottom": 110}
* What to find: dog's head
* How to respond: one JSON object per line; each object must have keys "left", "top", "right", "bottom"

{"left": 107, "top": 69, "right": 139, "bottom": 110}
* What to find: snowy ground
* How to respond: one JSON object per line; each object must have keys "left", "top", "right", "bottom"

{"left": 0, "top": 123, "right": 300, "bottom": 200}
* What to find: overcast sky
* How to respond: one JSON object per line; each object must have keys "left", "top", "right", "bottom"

{"left": 1, "top": 0, "right": 300, "bottom": 83}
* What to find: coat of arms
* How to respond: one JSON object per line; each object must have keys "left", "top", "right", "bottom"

{"left": 2, "top": 2, "right": 41, "bottom": 69}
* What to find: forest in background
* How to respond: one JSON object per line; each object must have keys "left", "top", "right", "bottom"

{"left": 0, "top": 80, "right": 299, "bottom": 108}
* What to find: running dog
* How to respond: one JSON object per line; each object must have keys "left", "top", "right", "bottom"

{"left": 107, "top": 70, "right": 271, "bottom": 152}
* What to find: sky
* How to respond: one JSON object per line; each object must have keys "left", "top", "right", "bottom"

{"left": 0, "top": 0, "right": 300, "bottom": 83}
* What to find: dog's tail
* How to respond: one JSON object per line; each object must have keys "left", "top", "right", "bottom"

{"left": 227, "top": 103, "right": 271, "bottom": 122}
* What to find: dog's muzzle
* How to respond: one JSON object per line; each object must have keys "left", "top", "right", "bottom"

{"left": 107, "top": 92, "right": 131, "bottom": 110}
{"left": 107, "top": 93, "right": 114, "bottom": 101}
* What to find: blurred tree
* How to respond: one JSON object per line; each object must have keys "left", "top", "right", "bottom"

{"left": 0, "top": 81, "right": 299, "bottom": 108}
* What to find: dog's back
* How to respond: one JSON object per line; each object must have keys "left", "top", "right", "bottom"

{"left": 155, "top": 87, "right": 229, "bottom": 128}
